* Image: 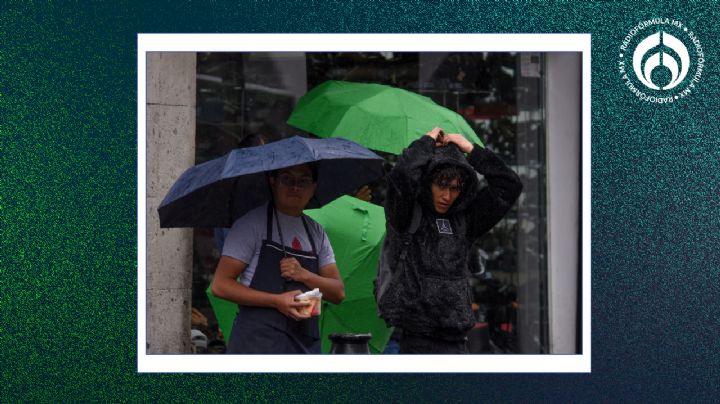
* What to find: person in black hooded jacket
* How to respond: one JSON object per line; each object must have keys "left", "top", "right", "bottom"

{"left": 377, "top": 127, "right": 523, "bottom": 354}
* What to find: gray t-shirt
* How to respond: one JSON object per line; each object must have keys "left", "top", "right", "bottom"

{"left": 222, "top": 203, "right": 336, "bottom": 286}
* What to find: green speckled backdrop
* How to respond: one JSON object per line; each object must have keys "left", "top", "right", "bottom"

{"left": 1, "top": 1, "right": 718, "bottom": 401}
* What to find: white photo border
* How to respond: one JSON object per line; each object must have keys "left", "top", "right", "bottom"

{"left": 138, "top": 33, "right": 592, "bottom": 373}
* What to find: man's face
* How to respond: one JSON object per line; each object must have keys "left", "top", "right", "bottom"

{"left": 431, "top": 177, "right": 461, "bottom": 214}
{"left": 270, "top": 165, "right": 316, "bottom": 211}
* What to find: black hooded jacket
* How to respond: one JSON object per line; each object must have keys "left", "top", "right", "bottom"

{"left": 379, "top": 136, "right": 523, "bottom": 340}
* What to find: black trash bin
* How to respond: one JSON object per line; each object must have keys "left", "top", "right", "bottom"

{"left": 328, "top": 333, "right": 372, "bottom": 354}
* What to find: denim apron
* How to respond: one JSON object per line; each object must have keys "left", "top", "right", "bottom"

{"left": 227, "top": 203, "right": 321, "bottom": 354}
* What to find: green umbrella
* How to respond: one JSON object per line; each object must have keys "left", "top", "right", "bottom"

{"left": 305, "top": 195, "right": 391, "bottom": 354}
{"left": 206, "top": 285, "right": 237, "bottom": 346}
{"left": 288, "top": 80, "right": 483, "bottom": 155}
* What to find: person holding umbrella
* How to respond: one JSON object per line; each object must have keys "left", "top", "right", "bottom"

{"left": 211, "top": 162, "right": 345, "bottom": 354}
{"left": 375, "top": 127, "right": 523, "bottom": 354}
{"left": 158, "top": 136, "right": 383, "bottom": 353}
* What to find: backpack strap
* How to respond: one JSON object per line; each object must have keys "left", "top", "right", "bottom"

{"left": 398, "top": 202, "right": 422, "bottom": 262}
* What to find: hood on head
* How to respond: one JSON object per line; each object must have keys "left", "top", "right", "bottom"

{"left": 419, "top": 143, "right": 479, "bottom": 216}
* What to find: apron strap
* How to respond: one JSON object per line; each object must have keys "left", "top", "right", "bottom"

{"left": 267, "top": 202, "right": 289, "bottom": 257}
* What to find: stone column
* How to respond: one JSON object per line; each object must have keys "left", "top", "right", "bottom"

{"left": 146, "top": 52, "right": 196, "bottom": 353}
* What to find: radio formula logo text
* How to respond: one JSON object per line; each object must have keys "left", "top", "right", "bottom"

{"left": 619, "top": 18, "right": 704, "bottom": 103}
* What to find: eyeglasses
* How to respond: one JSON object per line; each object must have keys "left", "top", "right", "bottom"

{"left": 277, "top": 174, "right": 314, "bottom": 189}
{"left": 433, "top": 181, "right": 462, "bottom": 194}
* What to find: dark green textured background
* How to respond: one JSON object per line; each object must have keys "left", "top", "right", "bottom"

{"left": 2, "top": 1, "right": 718, "bottom": 401}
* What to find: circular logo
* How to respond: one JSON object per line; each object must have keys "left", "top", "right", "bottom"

{"left": 619, "top": 18, "right": 704, "bottom": 103}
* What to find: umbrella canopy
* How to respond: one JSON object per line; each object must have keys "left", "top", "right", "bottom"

{"left": 158, "top": 136, "right": 384, "bottom": 228}
{"left": 305, "top": 195, "right": 391, "bottom": 354}
{"left": 206, "top": 286, "right": 237, "bottom": 346}
{"left": 287, "top": 80, "right": 484, "bottom": 155}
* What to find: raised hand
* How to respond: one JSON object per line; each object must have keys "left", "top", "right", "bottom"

{"left": 442, "top": 133, "right": 474, "bottom": 153}
{"left": 425, "top": 127, "right": 446, "bottom": 146}
{"left": 354, "top": 185, "right": 372, "bottom": 202}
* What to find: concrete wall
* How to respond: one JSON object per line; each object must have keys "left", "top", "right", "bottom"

{"left": 546, "top": 52, "right": 582, "bottom": 354}
{"left": 146, "top": 52, "right": 196, "bottom": 354}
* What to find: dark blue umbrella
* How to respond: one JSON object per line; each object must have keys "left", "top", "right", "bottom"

{"left": 157, "top": 136, "right": 384, "bottom": 228}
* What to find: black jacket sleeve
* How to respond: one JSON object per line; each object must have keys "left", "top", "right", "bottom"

{"left": 385, "top": 136, "right": 435, "bottom": 231}
{"left": 465, "top": 146, "right": 523, "bottom": 240}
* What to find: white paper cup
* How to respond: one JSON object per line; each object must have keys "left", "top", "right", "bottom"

{"left": 296, "top": 296, "right": 321, "bottom": 316}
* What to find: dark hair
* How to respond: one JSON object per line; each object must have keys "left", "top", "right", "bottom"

{"left": 269, "top": 162, "right": 319, "bottom": 182}
{"left": 430, "top": 164, "right": 463, "bottom": 187}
